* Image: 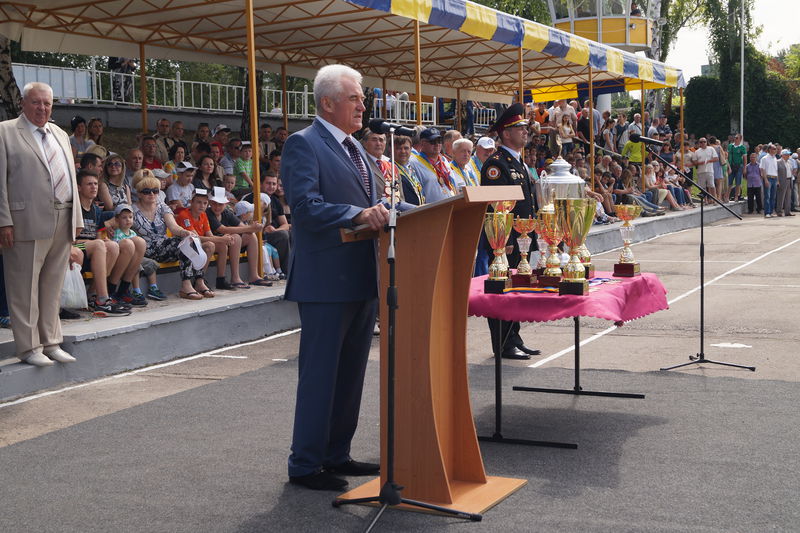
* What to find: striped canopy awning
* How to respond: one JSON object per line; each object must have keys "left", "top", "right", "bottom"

{"left": 0, "top": 0, "right": 684, "bottom": 103}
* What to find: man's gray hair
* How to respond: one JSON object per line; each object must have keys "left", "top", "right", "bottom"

{"left": 452, "top": 138, "right": 473, "bottom": 151}
{"left": 314, "top": 64, "right": 362, "bottom": 108}
{"left": 22, "top": 82, "right": 53, "bottom": 99}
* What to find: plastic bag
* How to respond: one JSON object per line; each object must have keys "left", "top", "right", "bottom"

{"left": 262, "top": 244, "right": 277, "bottom": 275}
{"left": 60, "top": 264, "right": 88, "bottom": 310}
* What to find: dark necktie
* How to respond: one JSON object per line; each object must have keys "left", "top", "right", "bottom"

{"left": 342, "top": 137, "right": 371, "bottom": 197}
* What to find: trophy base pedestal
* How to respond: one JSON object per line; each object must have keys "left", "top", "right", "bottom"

{"left": 537, "top": 275, "right": 561, "bottom": 288}
{"left": 559, "top": 279, "right": 589, "bottom": 296}
{"left": 533, "top": 267, "right": 545, "bottom": 277}
{"left": 511, "top": 273, "right": 535, "bottom": 288}
{"left": 613, "top": 262, "right": 641, "bottom": 277}
{"left": 484, "top": 278, "right": 509, "bottom": 294}
{"left": 584, "top": 264, "right": 595, "bottom": 279}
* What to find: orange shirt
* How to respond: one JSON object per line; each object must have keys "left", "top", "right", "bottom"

{"left": 174, "top": 207, "right": 211, "bottom": 236}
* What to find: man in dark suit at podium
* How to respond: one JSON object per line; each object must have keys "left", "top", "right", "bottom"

{"left": 282, "top": 64, "right": 389, "bottom": 491}
{"left": 480, "top": 103, "right": 541, "bottom": 360}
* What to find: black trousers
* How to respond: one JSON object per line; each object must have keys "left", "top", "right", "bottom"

{"left": 747, "top": 187, "right": 762, "bottom": 214}
{"left": 484, "top": 241, "right": 532, "bottom": 353}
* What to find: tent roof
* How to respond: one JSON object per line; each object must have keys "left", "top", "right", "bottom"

{"left": 0, "top": 0, "right": 685, "bottom": 102}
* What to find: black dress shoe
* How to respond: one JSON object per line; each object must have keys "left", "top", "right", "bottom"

{"left": 59, "top": 308, "right": 81, "bottom": 320}
{"left": 324, "top": 460, "right": 380, "bottom": 476}
{"left": 289, "top": 471, "right": 348, "bottom": 491}
{"left": 501, "top": 346, "right": 531, "bottom": 360}
{"left": 516, "top": 344, "right": 541, "bottom": 356}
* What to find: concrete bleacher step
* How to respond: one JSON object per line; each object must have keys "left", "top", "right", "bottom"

{"left": 0, "top": 201, "right": 743, "bottom": 403}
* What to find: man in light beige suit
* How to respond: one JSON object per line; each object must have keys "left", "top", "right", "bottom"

{"left": 0, "top": 82, "right": 83, "bottom": 366}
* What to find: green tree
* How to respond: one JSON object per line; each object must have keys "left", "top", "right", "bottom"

{"left": 473, "top": 0, "right": 550, "bottom": 23}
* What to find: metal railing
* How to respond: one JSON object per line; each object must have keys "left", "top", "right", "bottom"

{"left": 12, "top": 61, "right": 494, "bottom": 128}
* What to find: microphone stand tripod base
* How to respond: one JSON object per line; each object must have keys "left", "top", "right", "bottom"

{"left": 613, "top": 262, "right": 640, "bottom": 277}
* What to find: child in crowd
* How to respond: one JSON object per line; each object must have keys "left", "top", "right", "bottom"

{"left": 165, "top": 162, "right": 196, "bottom": 211}
{"left": 235, "top": 200, "right": 283, "bottom": 281}
{"left": 110, "top": 204, "right": 166, "bottom": 302}
{"left": 222, "top": 174, "right": 238, "bottom": 206}
{"left": 234, "top": 141, "right": 254, "bottom": 193}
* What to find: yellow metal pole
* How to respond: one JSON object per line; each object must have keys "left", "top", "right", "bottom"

{"left": 139, "top": 43, "right": 148, "bottom": 133}
{"left": 640, "top": 80, "right": 646, "bottom": 191}
{"left": 455, "top": 88, "right": 461, "bottom": 132}
{"left": 588, "top": 66, "right": 595, "bottom": 190}
{"left": 281, "top": 63, "right": 289, "bottom": 131}
{"left": 414, "top": 20, "right": 422, "bottom": 126}
{"left": 680, "top": 87, "right": 685, "bottom": 176}
{"left": 245, "top": 0, "right": 264, "bottom": 277}
{"left": 518, "top": 47, "right": 524, "bottom": 160}
{"left": 381, "top": 77, "right": 387, "bottom": 119}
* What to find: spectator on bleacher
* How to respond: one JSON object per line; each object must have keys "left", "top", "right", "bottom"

{"left": 213, "top": 124, "right": 231, "bottom": 147}
{"left": 140, "top": 136, "right": 163, "bottom": 171}
{"left": 745, "top": 152, "right": 763, "bottom": 214}
{"left": 97, "top": 153, "right": 131, "bottom": 210}
{"left": 258, "top": 123, "right": 276, "bottom": 167}
{"left": 69, "top": 115, "right": 96, "bottom": 163}
{"left": 441, "top": 129, "right": 462, "bottom": 161}
{"left": 205, "top": 187, "right": 272, "bottom": 288}
{"left": 242, "top": 174, "right": 291, "bottom": 271}
{"left": 644, "top": 163, "right": 684, "bottom": 211}
{"left": 80, "top": 152, "right": 103, "bottom": 175}
{"left": 75, "top": 170, "right": 130, "bottom": 315}
{"left": 450, "top": 138, "right": 478, "bottom": 188}
{"left": 557, "top": 114, "right": 575, "bottom": 156}
{"left": 410, "top": 127, "right": 457, "bottom": 202}
{"left": 392, "top": 135, "right": 425, "bottom": 206}
{"left": 273, "top": 127, "right": 289, "bottom": 152}
{"left": 87, "top": 117, "right": 105, "bottom": 147}
{"left": 108, "top": 203, "right": 157, "bottom": 305}
{"left": 193, "top": 122, "right": 212, "bottom": 149}
{"left": 133, "top": 176, "right": 214, "bottom": 300}
{"left": 175, "top": 188, "right": 233, "bottom": 292}
{"left": 274, "top": 178, "right": 291, "bottom": 223}
{"left": 169, "top": 121, "right": 187, "bottom": 152}
{"left": 268, "top": 149, "right": 282, "bottom": 177}
{"left": 235, "top": 201, "right": 280, "bottom": 281}
{"left": 125, "top": 148, "right": 144, "bottom": 186}
{"left": 210, "top": 141, "right": 225, "bottom": 172}
{"left": 193, "top": 155, "right": 220, "bottom": 192}
{"left": 473, "top": 137, "right": 495, "bottom": 172}
{"left": 234, "top": 141, "right": 255, "bottom": 192}
{"left": 222, "top": 174, "right": 238, "bottom": 205}
{"left": 163, "top": 143, "right": 186, "bottom": 184}
{"left": 153, "top": 118, "right": 172, "bottom": 163}
{"left": 166, "top": 162, "right": 196, "bottom": 210}
{"left": 220, "top": 138, "right": 241, "bottom": 175}
{"left": 190, "top": 140, "right": 212, "bottom": 168}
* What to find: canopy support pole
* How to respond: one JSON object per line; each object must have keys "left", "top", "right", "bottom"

{"left": 414, "top": 20, "right": 422, "bottom": 126}
{"left": 588, "top": 66, "right": 595, "bottom": 190}
{"left": 281, "top": 63, "right": 289, "bottom": 131}
{"left": 640, "top": 80, "right": 646, "bottom": 191}
{"left": 246, "top": 0, "right": 264, "bottom": 277}
{"left": 456, "top": 88, "right": 461, "bottom": 133}
{"left": 139, "top": 43, "right": 147, "bottom": 133}
{"left": 518, "top": 47, "right": 524, "bottom": 159}
{"left": 382, "top": 77, "right": 387, "bottom": 119}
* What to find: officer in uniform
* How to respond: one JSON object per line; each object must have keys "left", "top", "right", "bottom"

{"left": 480, "top": 103, "right": 540, "bottom": 360}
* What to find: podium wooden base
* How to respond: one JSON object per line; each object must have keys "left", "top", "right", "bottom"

{"left": 337, "top": 476, "right": 527, "bottom": 516}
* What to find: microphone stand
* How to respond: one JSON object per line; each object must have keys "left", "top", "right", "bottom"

{"left": 333, "top": 128, "right": 481, "bottom": 531}
{"left": 644, "top": 146, "right": 755, "bottom": 372}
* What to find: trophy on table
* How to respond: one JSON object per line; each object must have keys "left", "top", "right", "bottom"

{"left": 483, "top": 202, "right": 516, "bottom": 294}
{"left": 576, "top": 243, "right": 595, "bottom": 280}
{"left": 613, "top": 204, "right": 644, "bottom": 277}
{"left": 510, "top": 216, "right": 537, "bottom": 287}
{"left": 533, "top": 230, "right": 548, "bottom": 276}
{"left": 555, "top": 198, "right": 596, "bottom": 296}
{"left": 534, "top": 203, "right": 563, "bottom": 287}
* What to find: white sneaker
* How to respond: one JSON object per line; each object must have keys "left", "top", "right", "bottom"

{"left": 22, "top": 350, "right": 55, "bottom": 367}
{"left": 43, "top": 347, "right": 77, "bottom": 363}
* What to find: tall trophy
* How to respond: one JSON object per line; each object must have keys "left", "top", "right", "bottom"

{"left": 534, "top": 204, "right": 563, "bottom": 287}
{"left": 511, "top": 216, "right": 536, "bottom": 287}
{"left": 576, "top": 243, "right": 595, "bottom": 279}
{"left": 484, "top": 202, "right": 516, "bottom": 294}
{"left": 555, "top": 198, "right": 596, "bottom": 296}
{"left": 613, "top": 204, "right": 643, "bottom": 277}
{"left": 533, "top": 231, "right": 548, "bottom": 276}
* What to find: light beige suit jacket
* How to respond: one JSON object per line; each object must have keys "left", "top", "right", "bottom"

{"left": 0, "top": 115, "right": 82, "bottom": 239}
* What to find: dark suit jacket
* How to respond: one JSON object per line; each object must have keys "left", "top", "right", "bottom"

{"left": 283, "top": 119, "right": 379, "bottom": 303}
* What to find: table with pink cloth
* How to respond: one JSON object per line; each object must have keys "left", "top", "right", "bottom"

{"left": 470, "top": 271, "right": 669, "bottom": 448}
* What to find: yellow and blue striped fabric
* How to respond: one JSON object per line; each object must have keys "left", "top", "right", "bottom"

{"left": 347, "top": 0, "right": 685, "bottom": 88}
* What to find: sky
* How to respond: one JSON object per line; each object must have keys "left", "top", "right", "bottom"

{"left": 666, "top": 0, "right": 798, "bottom": 79}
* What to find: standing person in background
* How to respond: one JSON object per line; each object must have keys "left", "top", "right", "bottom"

{"left": 776, "top": 149, "right": 795, "bottom": 218}
{"left": 759, "top": 144, "right": 779, "bottom": 217}
{"left": 727, "top": 134, "right": 746, "bottom": 202}
{"left": 0, "top": 82, "right": 83, "bottom": 366}
{"left": 744, "top": 152, "right": 763, "bottom": 214}
{"left": 282, "top": 64, "right": 389, "bottom": 491}
{"left": 109, "top": 57, "right": 136, "bottom": 102}
{"left": 153, "top": 118, "right": 172, "bottom": 163}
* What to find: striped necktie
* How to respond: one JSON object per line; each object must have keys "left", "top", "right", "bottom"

{"left": 342, "top": 137, "right": 371, "bottom": 197}
{"left": 38, "top": 128, "right": 72, "bottom": 203}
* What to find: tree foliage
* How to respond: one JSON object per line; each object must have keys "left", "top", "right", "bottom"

{"left": 473, "top": 0, "right": 550, "bottom": 24}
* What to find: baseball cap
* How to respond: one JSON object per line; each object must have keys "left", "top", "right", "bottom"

{"left": 240, "top": 141, "right": 252, "bottom": 148}
{"left": 193, "top": 188, "right": 209, "bottom": 197}
{"left": 114, "top": 203, "right": 133, "bottom": 216}
{"left": 235, "top": 200, "right": 255, "bottom": 217}
{"left": 176, "top": 161, "right": 196, "bottom": 172}
{"left": 477, "top": 137, "right": 496, "bottom": 150}
{"left": 152, "top": 168, "right": 171, "bottom": 179}
{"left": 208, "top": 186, "right": 228, "bottom": 204}
{"left": 419, "top": 127, "right": 442, "bottom": 142}
{"left": 781, "top": 149, "right": 791, "bottom": 156}
{"left": 213, "top": 124, "right": 231, "bottom": 136}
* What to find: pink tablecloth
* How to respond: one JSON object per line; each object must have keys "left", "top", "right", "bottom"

{"left": 468, "top": 272, "right": 668, "bottom": 324}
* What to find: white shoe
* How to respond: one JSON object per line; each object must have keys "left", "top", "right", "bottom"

{"left": 22, "top": 350, "right": 55, "bottom": 367}
{"left": 43, "top": 347, "right": 77, "bottom": 363}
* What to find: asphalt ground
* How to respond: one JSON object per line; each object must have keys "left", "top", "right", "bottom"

{"left": 1, "top": 211, "right": 799, "bottom": 532}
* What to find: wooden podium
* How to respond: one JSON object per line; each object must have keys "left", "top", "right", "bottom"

{"left": 337, "top": 186, "right": 527, "bottom": 514}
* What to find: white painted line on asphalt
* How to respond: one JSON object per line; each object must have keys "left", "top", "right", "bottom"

{"left": 528, "top": 236, "right": 800, "bottom": 369}
{"left": 715, "top": 283, "right": 800, "bottom": 288}
{"left": 272, "top": 358, "right": 289, "bottom": 362}
{"left": 593, "top": 259, "right": 740, "bottom": 263}
{"left": 710, "top": 343, "right": 752, "bottom": 349}
{"left": 0, "top": 328, "right": 302, "bottom": 409}
{"left": 206, "top": 355, "right": 249, "bottom": 359}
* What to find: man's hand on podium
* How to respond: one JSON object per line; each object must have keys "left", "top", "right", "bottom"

{"left": 354, "top": 204, "right": 390, "bottom": 231}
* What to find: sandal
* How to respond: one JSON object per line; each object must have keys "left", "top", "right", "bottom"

{"left": 0, "top": 316, "right": 11, "bottom": 328}
{"left": 231, "top": 282, "right": 251, "bottom": 289}
{"left": 250, "top": 278, "right": 273, "bottom": 287}
{"left": 198, "top": 288, "right": 215, "bottom": 298}
{"left": 179, "top": 290, "right": 203, "bottom": 301}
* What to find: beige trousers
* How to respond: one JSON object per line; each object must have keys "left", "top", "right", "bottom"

{"left": 3, "top": 207, "right": 73, "bottom": 356}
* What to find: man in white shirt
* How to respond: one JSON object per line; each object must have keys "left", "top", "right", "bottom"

{"left": 759, "top": 144, "right": 779, "bottom": 217}
{"left": 691, "top": 137, "right": 719, "bottom": 204}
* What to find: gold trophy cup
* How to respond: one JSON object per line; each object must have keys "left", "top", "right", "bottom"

{"left": 613, "top": 204, "right": 644, "bottom": 277}
{"left": 534, "top": 204, "right": 563, "bottom": 287}
{"left": 511, "top": 216, "right": 537, "bottom": 287}
{"left": 483, "top": 209, "right": 516, "bottom": 294}
{"left": 555, "top": 198, "right": 596, "bottom": 295}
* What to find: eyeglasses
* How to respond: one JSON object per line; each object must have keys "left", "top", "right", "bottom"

{"left": 107, "top": 161, "right": 122, "bottom": 167}
{"left": 139, "top": 188, "right": 159, "bottom": 195}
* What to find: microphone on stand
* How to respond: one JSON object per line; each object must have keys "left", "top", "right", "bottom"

{"left": 368, "top": 118, "right": 416, "bottom": 137}
{"left": 629, "top": 132, "right": 666, "bottom": 146}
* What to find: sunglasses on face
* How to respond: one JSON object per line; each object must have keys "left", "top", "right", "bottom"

{"left": 139, "top": 188, "right": 159, "bottom": 195}
{"left": 107, "top": 161, "right": 122, "bottom": 167}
